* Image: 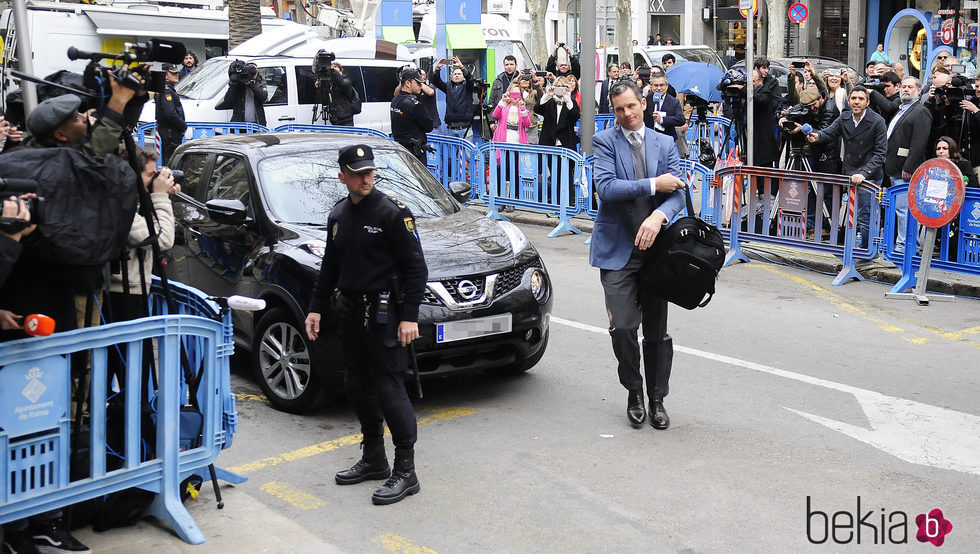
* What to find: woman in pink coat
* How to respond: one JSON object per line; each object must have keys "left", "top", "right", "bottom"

{"left": 492, "top": 87, "right": 533, "bottom": 144}
{"left": 490, "top": 88, "right": 532, "bottom": 212}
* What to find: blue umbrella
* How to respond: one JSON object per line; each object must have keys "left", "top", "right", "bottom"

{"left": 666, "top": 62, "right": 725, "bottom": 103}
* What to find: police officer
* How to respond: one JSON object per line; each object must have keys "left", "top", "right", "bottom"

{"left": 156, "top": 63, "right": 186, "bottom": 164}
{"left": 390, "top": 68, "right": 434, "bottom": 163}
{"left": 304, "top": 144, "right": 428, "bottom": 505}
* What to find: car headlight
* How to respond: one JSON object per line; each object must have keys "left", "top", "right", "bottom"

{"left": 530, "top": 269, "right": 548, "bottom": 303}
{"left": 301, "top": 240, "right": 326, "bottom": 259}
{"left": 497, "top": 220, "right": 528, "bottom": 254}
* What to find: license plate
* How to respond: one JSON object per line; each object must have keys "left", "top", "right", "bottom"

{"left": 436, "top": 314, "right": 512, "bottom": 344}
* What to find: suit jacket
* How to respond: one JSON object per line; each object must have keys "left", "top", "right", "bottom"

{"left": 885, "top": 102, "right": 932, "bottom": 179}
{"left": 589, "top": 125, "right": 685, "bottom": 270}
{"left": 642, "top": 92, "right": 685, "bottom": 139}
{"left": 814, "top": 108, "right": 887, "bottom": 180}
{"left": 535, "top": 96, "right": 580, "bottom": 149}
{"left": 597, "top": 79, "right": 612, "bottom": 114}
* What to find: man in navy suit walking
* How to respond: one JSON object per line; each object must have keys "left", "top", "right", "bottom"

{"left": 590, "top": 81, "right": 687, "bottom": 430}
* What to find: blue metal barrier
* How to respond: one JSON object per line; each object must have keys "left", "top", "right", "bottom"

{"left": 595, "top": 114, "right": 616, "bottom": 131}
{"left": 479, "top": 142, "right": 584, "bottom": 237}
{"left": 0, "top": 280, "right": 242, "bottom": 545}
{"left": 272, "top": 123, "right": 389, "bottom": 139}
{"left": 717, "top": 165, "right": 880, "bottom": 286}
{"left": 881, "top": 184, "right": 980, "bottom": 293}
{"left": 134, "top": 122, "right": 271, "bottom": 151}
{"left": 425, "top": 133, "right": 480, "bottom": 197}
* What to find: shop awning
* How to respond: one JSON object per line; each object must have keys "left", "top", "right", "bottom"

{"left": 446, "top": 24, "right": 487, "bottom": 50}
{"left": 381, "top": 26, "right": 417, "bottom": 45}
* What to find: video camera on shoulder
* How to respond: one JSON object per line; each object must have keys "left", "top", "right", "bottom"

{"left": 67, "top": 39, "right": 186, "bottom": 96}
{"left": 228, "top": 59, "right": 259, "bottom": 86}
{"left": 932, "top": 75, "right": 975, "bottom": 107}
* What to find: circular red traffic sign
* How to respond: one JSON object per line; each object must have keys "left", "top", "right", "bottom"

{"left": 789, "top": 3, "right": 808, "bottom": 24}
{"left": 908, "top": 158, "right": 966, "bottom": 228}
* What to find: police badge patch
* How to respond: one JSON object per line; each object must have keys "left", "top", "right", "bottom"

{"left": 403, "top": 217, "right": 415, "bottom": 233}
{"left": 165, "top": 94, "right": 173, "bottom": 101}
{"left": 332, "top": 222, "right": 339, "bottom": 238}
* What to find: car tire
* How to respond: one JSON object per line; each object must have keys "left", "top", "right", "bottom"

{"left": 489, "top": 328, "right": 549, "bottom": 376}
{"left": 252, "top": 307, "right": 327, "bottom": 414}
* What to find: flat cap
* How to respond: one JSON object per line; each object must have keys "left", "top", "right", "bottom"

{"left": 799, "top": 86, "right": 821, "bottom": 106}
{"left": 338, "top": 144, "right": 376, "bottom": 173}
{"left": 28, "top": 94, "right": 81, "bottom": 138}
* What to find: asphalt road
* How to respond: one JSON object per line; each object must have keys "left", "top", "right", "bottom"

{"left": 216, "top": 222, "right": 980, "bottom": 552}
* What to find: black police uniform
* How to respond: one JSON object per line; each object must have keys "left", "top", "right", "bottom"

{"left": 390, "top": 90, "right": 434, "bottom": 163}
{"left": 308, "top": 146, "right": 428, "bottom": 503}
{"left": 156, "top": 81, "right": 186, "bottom": 164}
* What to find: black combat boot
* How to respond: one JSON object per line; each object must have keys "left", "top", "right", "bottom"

{"left": 371, "top": 447, "right": 420, "bottom": 505}
{"left": 335, "top": 436, "right": 391, "bottom": 485}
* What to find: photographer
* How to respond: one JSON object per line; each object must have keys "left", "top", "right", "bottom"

{"left": 156, "top": 63, "right": 186, "bottom": 164}
{"left": 0, "top": 196, "right": 34, "bottom": 295}
{"left": 432, "top": 57, "right": 477, "bottom": 138}
{"left": 314, "top": 60, "right": 359, "bottom": 126}
{"left": 867, "top": 71, "right": 901, "bottom": 123}
{"left": 956, "top": 74, "right": 980, "bottom": 172}
{"left": 105, "top": 147, "right": 177, "bottom": 321}
{"left": 391, "top": 69, "right": 434, "bottom": 163}
{"left": 546, "top": 42, "right": 581, "bottom": 80}
{"left": 216, "top": 60, "right": 267, "bottom": 126}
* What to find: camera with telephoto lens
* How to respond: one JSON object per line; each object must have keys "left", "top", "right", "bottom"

{"left": 933, "top": 75, "right": 975, "bottom": 106}
{"left": 0, "top": 178, "right": 41, "bottom": 234}
{"left": 863, "top": 78, "right": 887, "bottom": 92}
{"left": 780, "top": 103, "right": 812, "bottom": 132}
{"left": 718, "top": 69, "right": 747, "bottom": 102}
{"left": 169, "top": 169, "right": 184, "bottom": 183}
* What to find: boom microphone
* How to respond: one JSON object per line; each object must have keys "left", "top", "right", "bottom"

{"left": 24, "top": 314, "right": 55, "bottom": 337}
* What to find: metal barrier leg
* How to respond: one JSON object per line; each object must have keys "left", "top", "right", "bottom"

{"left": 212, "top": 466, "right": 248, "bottom": 485}
{"left": 832, "top": 187, "right": 863, "bottom": 285}
{"left": 144, "top": 331, "right": 205, "bottom": 544}
{"left": 889, "top": 217, "right": 920, "bottom": 294}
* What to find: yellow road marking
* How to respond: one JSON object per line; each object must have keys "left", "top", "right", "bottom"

{"left": 372, "top": 533, "right": 437, "bottom": 554}
{"left": 753, "top": 265, "right": 980, "bottom": 350}
{"left": 753, "top": 265, "right": 930, "bottom": 344}
{"left": 259, "top": 481, "right": 325, "bottom": 510}
{"left": 235, "top": 393, "right": 268, "bottom": 403}
{"left": 227, "top": 407, "right": 479, "bottom": 474}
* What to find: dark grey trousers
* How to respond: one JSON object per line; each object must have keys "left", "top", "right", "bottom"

{"left": 600, "top": 253, "right": 673, "bottom": 400}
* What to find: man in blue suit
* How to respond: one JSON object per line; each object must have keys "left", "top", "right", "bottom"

{"left": 643, "top": 72, "right": 685, "bottom": 139}
{"left": 590, "top": 80, "right": 687, "bottom": 430}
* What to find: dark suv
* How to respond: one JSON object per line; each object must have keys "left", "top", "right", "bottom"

{"left": 168, "top": 133, "right": 552, "bottom": 413}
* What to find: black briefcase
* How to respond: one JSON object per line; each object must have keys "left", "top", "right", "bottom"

{"left": 644, "top": 185, "right": 726, "bottom": 309}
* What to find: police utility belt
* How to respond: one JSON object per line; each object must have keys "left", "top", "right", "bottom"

{"left": 337, "top": 290, "right": 394, "bottom": 328}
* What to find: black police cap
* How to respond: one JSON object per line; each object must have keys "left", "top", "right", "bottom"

{"left": 338, "top": 145, "right": 377, "bottom": 173}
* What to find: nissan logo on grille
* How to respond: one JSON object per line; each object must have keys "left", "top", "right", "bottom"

{"left": 456, "top": 279, "right": 479, "bottom": 300}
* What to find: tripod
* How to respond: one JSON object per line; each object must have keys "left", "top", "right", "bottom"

{"left": 312, "top": 78, "right": 332, "bottom": 124}
{"left": 723, "top": 96, "right": 748, "bottom": 162}
{"left": 686, "top": 102, "right": 715, "bottom": 165}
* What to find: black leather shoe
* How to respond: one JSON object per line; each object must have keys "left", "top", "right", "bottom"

{"left": 650, "top": 399, "right": 670, "bottom": 429}
{"left": 627, "top": 389, "right": 646, "bottom": 427}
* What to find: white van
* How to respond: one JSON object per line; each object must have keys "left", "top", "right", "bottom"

{"left": 139, "top": 28, "right": 413, "bottom": 132}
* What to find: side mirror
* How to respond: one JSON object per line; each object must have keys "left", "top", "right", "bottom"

{"left": 448, "top": 181, "right": 471, "bottom": 203}
{"left": 206, "top": 198, "right": 249, "bottom": 225}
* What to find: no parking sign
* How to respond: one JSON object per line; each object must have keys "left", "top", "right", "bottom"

{"left": 908, "top": 158, "right": 966, "bottom": 228}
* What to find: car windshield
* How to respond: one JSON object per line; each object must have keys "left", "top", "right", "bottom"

{"left": 257, "top": 145, "right": 458, "bottom": 224}
{"left": 176, "top": 58, "right": 233, "bottom": 100}
{"left": 648, "top": 48, "right": 725, "bottom": 72}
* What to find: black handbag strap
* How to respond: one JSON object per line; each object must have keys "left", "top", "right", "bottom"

{"left": 682, "top": 178, "right": 695, "bottom": 217}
